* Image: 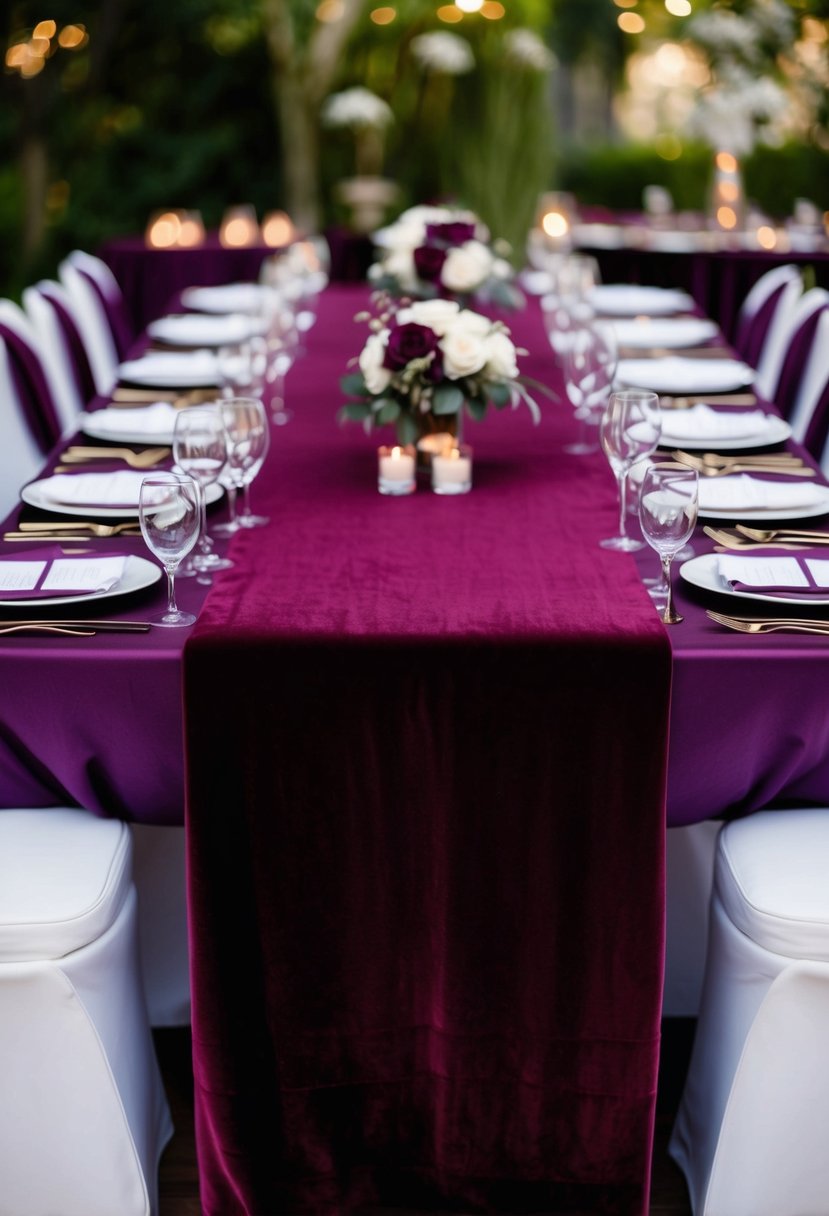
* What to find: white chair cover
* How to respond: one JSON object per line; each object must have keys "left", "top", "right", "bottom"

{"left": 754, "top": 282, "right": 823, "bottom": 402}
{"left": 0, "top": 338, "right": 43, "bottom": 519}
{"left": 22, "top": 281, "right": 87, "bottom": 428}
{"left": 670, "top": 808, "right": 829, "bottom": 1216}
{"left": 59, "top": 258, "right": 120, "bottom": 395}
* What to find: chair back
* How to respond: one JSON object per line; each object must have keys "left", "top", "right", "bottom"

{"left": 753, "top": 276, "right": 807, "bottom": 401}
{"left": 734, "top": 264, "right": 802, "bottom": 362}
{"left": 67, "top": 248, "right": 134, "bottom": 359}
{"left": 23, "top": 281, "right": 97, "bottom": 418}
{"left": 0, "top": 339, "right": 44, "bottom": 519}
{"left": 58, "top": 259, "right": 119, "bottom": 396}
{"left": 0, "top": 301, "right": 63, "bottom": 453}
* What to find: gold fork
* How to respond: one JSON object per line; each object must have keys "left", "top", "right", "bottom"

{"left": 736, "top": 525, "right": 829, "bottom": 543}
{"left": 702, "top": 526, "right": 829, "bottom": 551}
{"left": 15, "top": 521, "right": 142, "bottom": 537}
{"left": 61, "top": 446, "right": 170, "bottom": 469}
{"left": 707, "top": 610, "right": 829, "bottom": 635}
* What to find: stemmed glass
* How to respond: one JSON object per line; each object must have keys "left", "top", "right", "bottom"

{"left": 172, "top": 407, "right": 233, "bottom": 582}
{"left": 599, "top": 390, "right": 662, "bottom": 551}
{"left": 138, "top": 473, "right": 201, "bottom": 628}
{"left": 216, "top": 397, "right": 270, "bottom": 531}
{"left": 638, "top": 463, "right": 699, "bottom": 624}
{"left": 562, "top": 321, "right": 618, "bottom": 455}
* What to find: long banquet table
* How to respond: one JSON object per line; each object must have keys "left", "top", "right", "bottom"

{"left": 4, "top": 284, "right": 829, "bottom": 1212}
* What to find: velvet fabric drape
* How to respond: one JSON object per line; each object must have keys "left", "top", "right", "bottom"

{"left": 183, "top": 287, "right": 672, "bottom": 1214}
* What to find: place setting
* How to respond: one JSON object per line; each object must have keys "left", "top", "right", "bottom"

{"left": 115, "top": 348, "right": 220, "bottom": 389}
{"left": 146, "top": 311, "right": 262, "bottom": 349}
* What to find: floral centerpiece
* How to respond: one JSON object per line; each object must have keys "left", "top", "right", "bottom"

{"left": 339, "top": 297, "right": 541, "bottom": 448}
{"left": 369, "top": 204, "right": 525, "bottom": 311}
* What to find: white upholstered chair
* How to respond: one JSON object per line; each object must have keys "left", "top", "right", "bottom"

{"left": 0, "top": 338, "right": 46, "bottom": 519}
{"left": 59, "top": 256, "right": 120, "bottom": 395}
{"left": 670, "top": 808, "right": 829, "bottom": 1216}
{"left": 0, "top": 808, "right": 173, "bottom": 1216}
{"left": 733, "top": 263, "right": 801, "bottom": 365}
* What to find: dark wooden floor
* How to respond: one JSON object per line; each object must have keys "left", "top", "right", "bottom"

{"left": 155, "top": 1020, "right": 695, "bottom": 1215}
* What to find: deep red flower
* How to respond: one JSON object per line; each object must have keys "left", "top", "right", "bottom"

{"left": 425, "top": 221, "right": 477, "bottom": 246}
{"left": 413, "top": 244, "right": 447, "bottom": 283}
{"left": 383, "top": 321, "right": 440, "bottom": 370}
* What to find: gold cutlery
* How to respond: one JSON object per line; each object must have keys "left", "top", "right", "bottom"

{"left": 0, "top": 624, "right": 97, "bottom": 637}
{"left": 660, "top": 393, "right": 758, "bottom": 409}
{"left": 17, "top": 520, "right": 141, "bottom": 536}
{"left": 703, "top": 526, "right": 829, "bottom": 551}
{"left": 620, "top": 346, "right": 734, "bottom": 360}
{"left": 672, "top": 450, "right": 805, "bottom": 468}
{"left": 110, "top": 387, "right": 216, "bottom": 406}
{"left": 671, "top": 451, "right": 813, "bottom": 478}
{"left": 736, "top": 525, "right": 829, "bottom": 543}
{"left": 0, "top": 618, "right": 150, "bottom": 633}
{"left": 706, "top": 610, "right": 829, "bottom": 636}
{"left": 60, "top": 446, "right": 171, "bottom": 469}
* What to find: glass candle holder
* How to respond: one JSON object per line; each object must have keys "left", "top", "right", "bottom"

{"left": 431, "top": 444, "right": 473, "bottom": 495}
{"left": 378, "top": 445, "right": 416, "bottom": 496}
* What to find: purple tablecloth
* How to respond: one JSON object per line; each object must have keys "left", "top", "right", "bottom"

{"left": 182, "top": 287, "right": 672, "bottom": 1213}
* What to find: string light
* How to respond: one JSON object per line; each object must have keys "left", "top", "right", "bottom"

{"left": 6, "top": 21, "right": 88, "bottom": 77}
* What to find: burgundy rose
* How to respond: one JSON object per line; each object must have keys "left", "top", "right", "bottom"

{"left": 413, "top": 244, "right": 447, "bottom": 283}
{"left": 425, "top": 221, "right": 477, "bottom": 246}
{"left": 383, "top": 321, "right": 440, "bottom": 370}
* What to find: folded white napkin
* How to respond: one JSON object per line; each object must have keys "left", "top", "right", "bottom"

{"left": 82, "top": 402, "right": 180, "bottom": 437}
{"left": 617, "top": 356, "right": 754, "bottom": 395}
{"left": 699, "top": 474, "right": 829, "bottom": 514}
{"left": 611, "top": 317, "right": 719, "bottom": 349}
{"left": 37, "top": 470, "right": 147, "bottom": 508}
{"left": 118, "top": 350, "right": 218, "bottom": 387}
{"left": 717, "top": 554, "right": 829, "bottom": 594}
{"left": 661, "top": 405, "right": 770, "bottom": 443}
{"left": 589, "top": 284, "right": 695, "bottom": 316}
{"left": 147, "top": 313, "right": 255, "bottom": 347}
{"left": 180, "top": 283, "right": 268, "bottom": 314}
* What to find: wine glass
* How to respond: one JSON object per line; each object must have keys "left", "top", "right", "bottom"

{"left": 638, "top": 463, "right": 699, "bottom": 624}
{"left": 599, "top": 390, "right": 662, "bottom": 551}
{"left": 562, "top": 321, "right": 618, "bottom": 455}
{"left": 172, "top": 407, "right": 233, "bottom": 582}
{"left": 217, "top": 397, "right": 270, "bottom": 531}
{"left": 139, "top": 473, "right": 200, "bottom": 628}
{"left": 217, "top": 337, "right": 267, "bottom": 400}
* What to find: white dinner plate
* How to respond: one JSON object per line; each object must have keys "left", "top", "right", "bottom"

{"left": 680, "top": 552, "right": 829, "bottom": 608}
{"left": 659, "top": 414, "right": 792, "bottom": 452}
{"left": 21, "top": 476, "right": 223, "bottom": 520}
{"left": 617, "top": 356, "right": 754, "bottom": 395}
{"left": 610, "top": 317, "right": 719, "bottom": 349}
{"left": 147, "top": 313, "right": 256, "bottom": 348}
{"left": 180, "top": 284, "right": 268, "bottom": 315}
{"left": 117, "top": 351, "right": 219, "bottom": 388}
{"left": 589, "top": 284, "right": 695, "bottom": 316}
{"left": 697, "top": 479, "right": 829, "bottom": 522}
{"left": 79, "top": 405, "right": 180, "bottom": 447}
{"left": 0, "top": 555, "right": 161, "bottom": 609}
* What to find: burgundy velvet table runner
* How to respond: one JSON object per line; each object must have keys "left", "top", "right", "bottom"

{"left": 183, "top": 287, "right": 672, "bottom": 1214}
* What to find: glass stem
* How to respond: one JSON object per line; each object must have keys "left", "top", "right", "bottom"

{"left": 661, "top": 554, "right": 674, "bottom": 616}
{"left": 225, "top": 483, "right": 238, "bottom": 527}
{"left": 617, "top": 468, "right": 629, "bottom": 540}
{"left": 240, "top": 483, "right": 252, "bottom": 520}
{"left": 165, "top": 564, "right": 179, "bottom": 615}
{"left": 197, "top": 482, "right": 211, "bottom": 555}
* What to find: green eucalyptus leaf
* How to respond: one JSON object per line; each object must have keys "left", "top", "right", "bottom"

{"left": 433, "top": 385, "right": 464, "bottom": 416}
{"left": 397, "top": 412, "right": 420, "bottom": 445}
{"left": 486, "top": 381, "right": 511, "bottom": 408}
{"left": 340, "top": 401, "right": 371, "bottom": 422}
{"left": 466, "top": 398, "right": 487, "bottom": 422}
{"left": 341, "top": 372, "right": 368, "bottom": 397}
{"left": 377, "top": 399, "right": 401, "bottom": 424}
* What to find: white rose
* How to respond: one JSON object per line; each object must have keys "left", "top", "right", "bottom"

{"left": 440, "top": 241, "right": 494, "bottom": 293}
{"left": 383, "top": 248, "right": 417, "bottom": 290}
{"left": 440, "top": 330, "right": 489, "bottom": 380}
{"left": 359, "top": 330, "right": 392, "bottom": 394}
{"left": 403, "top": 299, "right": 461, "bottom": 336}
{"left": 449, "top": 309, "right": 492, "bottom": 337}
{"left": 485, "top": 331, "right": 518, "bottom": 379}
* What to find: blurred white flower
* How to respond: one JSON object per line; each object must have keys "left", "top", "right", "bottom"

{"left": 410, "top": 32, "right": 474, "bottom": 75}
{"left": 485, "top": 331, "right": 519, "bottom": 380}
{"left": 503, "top": 29, "right": 555, "bottom": 72}
{"left": 441, "top": 242, "right": 494, "bottom": 293}
{"left": 397, "top": 299, "right": 461, "bottom": 336}
{"left": 322, "top": 87, "right": 393, "bottom": 130}
{"left": 358, "top": 329, "right": 392, "bottom": 394}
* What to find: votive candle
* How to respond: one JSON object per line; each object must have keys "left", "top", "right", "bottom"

{"left": 432, "top": 444, "right": 473, "bottom": 495}
{"left": 378, "top": 445, "right": 416, "bottom": 496}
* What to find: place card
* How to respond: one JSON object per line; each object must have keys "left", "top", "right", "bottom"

{"left": 0, "top": 552, "right": 126, "bottom": 600}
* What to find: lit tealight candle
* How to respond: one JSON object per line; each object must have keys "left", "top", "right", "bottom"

{"left": 431, "top": 444, "right": 473, "bottom": 495}
{"left": 219, "top": 205, "right": 259, "bottom": 248}
{"left": 378, "top": 445, "right": 416, "bottom": 496}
